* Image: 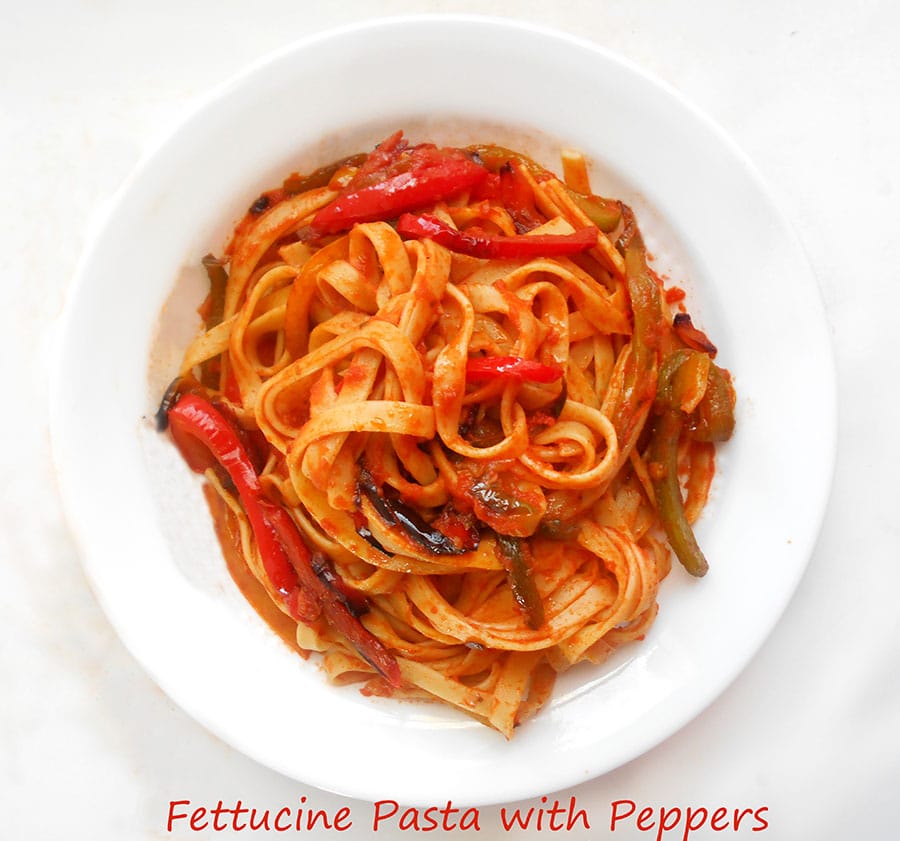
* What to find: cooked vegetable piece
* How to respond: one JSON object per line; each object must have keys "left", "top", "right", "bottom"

{"left": 358, "top": 467, "right": 468, "bottom": 555}
{"left": 648, "top": 349, "right": 735, "bottom": 577}
{"left": 495, "top": 535, "right": 545, "bottom": 630}
{"left": 567, "top": 190, "right": 622, "bottom": 232}
{"left": 397, "top": 212, "right": 598, "bottom": 259}
{"left": 606, "top": 210, "right": 663, "bottom": 452}
{"left": 200, "top": 254, "right": 228, "bottom": 330}
{"left": 465, "top": 356, "right": 564, "bottom": 384}
{"left": 648, "top": 403, "right": 709, "bottom": 577}
{"left": 466, "top": 472, "right": 547, "bottom": 538}
{"left": 167, "top": 394, "right": 402, "bottom": 685}
{"left": 688, "top": 363, "right": 736, "bottom": 442}
{"left": 282, "top": 153, "right": 367, "bottom": 195}
{"left": 673, "top": 312, "right": 718, "bottom": 356}
{"left": 311, "top": 142, "right": 488, "bottom": 234}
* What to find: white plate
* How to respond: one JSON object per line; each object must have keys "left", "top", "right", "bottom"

{"left": 50, "top": 16, "right": 836, "bottom": 806}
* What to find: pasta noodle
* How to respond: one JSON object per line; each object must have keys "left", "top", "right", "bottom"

{"left": 158, "top": 131, "right": 735, "bottom": 737}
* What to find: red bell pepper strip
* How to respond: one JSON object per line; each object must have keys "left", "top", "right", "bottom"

{"left": 466, "top": 355, "right": 564, "bottom": 384}
{"left": 168, "top": 394, "right": 302, "bottom": 598}
{"left": 167, "top": 393, "right": 402, "bottom": 686}
{"left": 396, "top": 213, "right": 598, "bottom": 259}
{"left": 310, "top": 157, "right": 488, "bottom": 235}
{"left": 343, "top": 129, "right": 407, "bottom": 189}
{"left": 266, "top": 509, "right": 403, "bottom": 685}
{"left": 499, "top": 164, "right": 544, "bottom": 232}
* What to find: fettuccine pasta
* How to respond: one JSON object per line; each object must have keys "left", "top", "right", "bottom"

{"left": 158, "top": 132, "right": 735, "bottom": 737}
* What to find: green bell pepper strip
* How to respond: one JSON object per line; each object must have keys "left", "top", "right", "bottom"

{"left": 568, "top": 191, "right": 622, "bottom": 233}
{"left": 200, "top": 254, "right": 228, "bottom": 330}
{"left": 607, "top": 215, "right": 663, "bottom": 454}
{"left": 495, "top": 534, "right": 546, "bottom": 630}
{"left": 649, "top": 350, "right": 709, "bottom": 576}
{"left": 648, "top": 349, "right": 735, "bottom": 577}
{"left": 688, "top": 363, "right": 736, "bottom": 442}
{"left": 198, "top": 255, "right": 228, "bottom": 388}
{"left": 647, "top": 403, "right": 709, "bottom": 578}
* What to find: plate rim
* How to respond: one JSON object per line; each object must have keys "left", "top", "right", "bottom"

{"left": 49, "top": 14, "right": 837, "bottom": 806}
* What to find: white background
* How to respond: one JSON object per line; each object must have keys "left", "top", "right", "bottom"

{"left": 2, "top": 1, "right": 898, "bottom": 839}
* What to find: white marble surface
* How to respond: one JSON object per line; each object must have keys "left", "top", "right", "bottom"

{"left": 3, "top": 1, "right": 899, "bottom": 838}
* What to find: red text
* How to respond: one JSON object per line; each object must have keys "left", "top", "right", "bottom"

{"left": 500, "top": 796, "right": 590, "bottom": 831}
{"left": 609, "top": 800, "right": 769, "bottom": 839}
{"left": 371, "top": 800, "right": 481, "bottom": 832}
{"left": 166, "top": 797, "right": 353, "bottom": 832}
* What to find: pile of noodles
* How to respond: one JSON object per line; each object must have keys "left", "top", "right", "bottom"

{"left": 171, "top": 136, "right": 720, "bottom": 737}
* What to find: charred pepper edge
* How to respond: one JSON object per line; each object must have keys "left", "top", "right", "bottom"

{"left": 357, "top": 466, "right": 469, "bottom": 556}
